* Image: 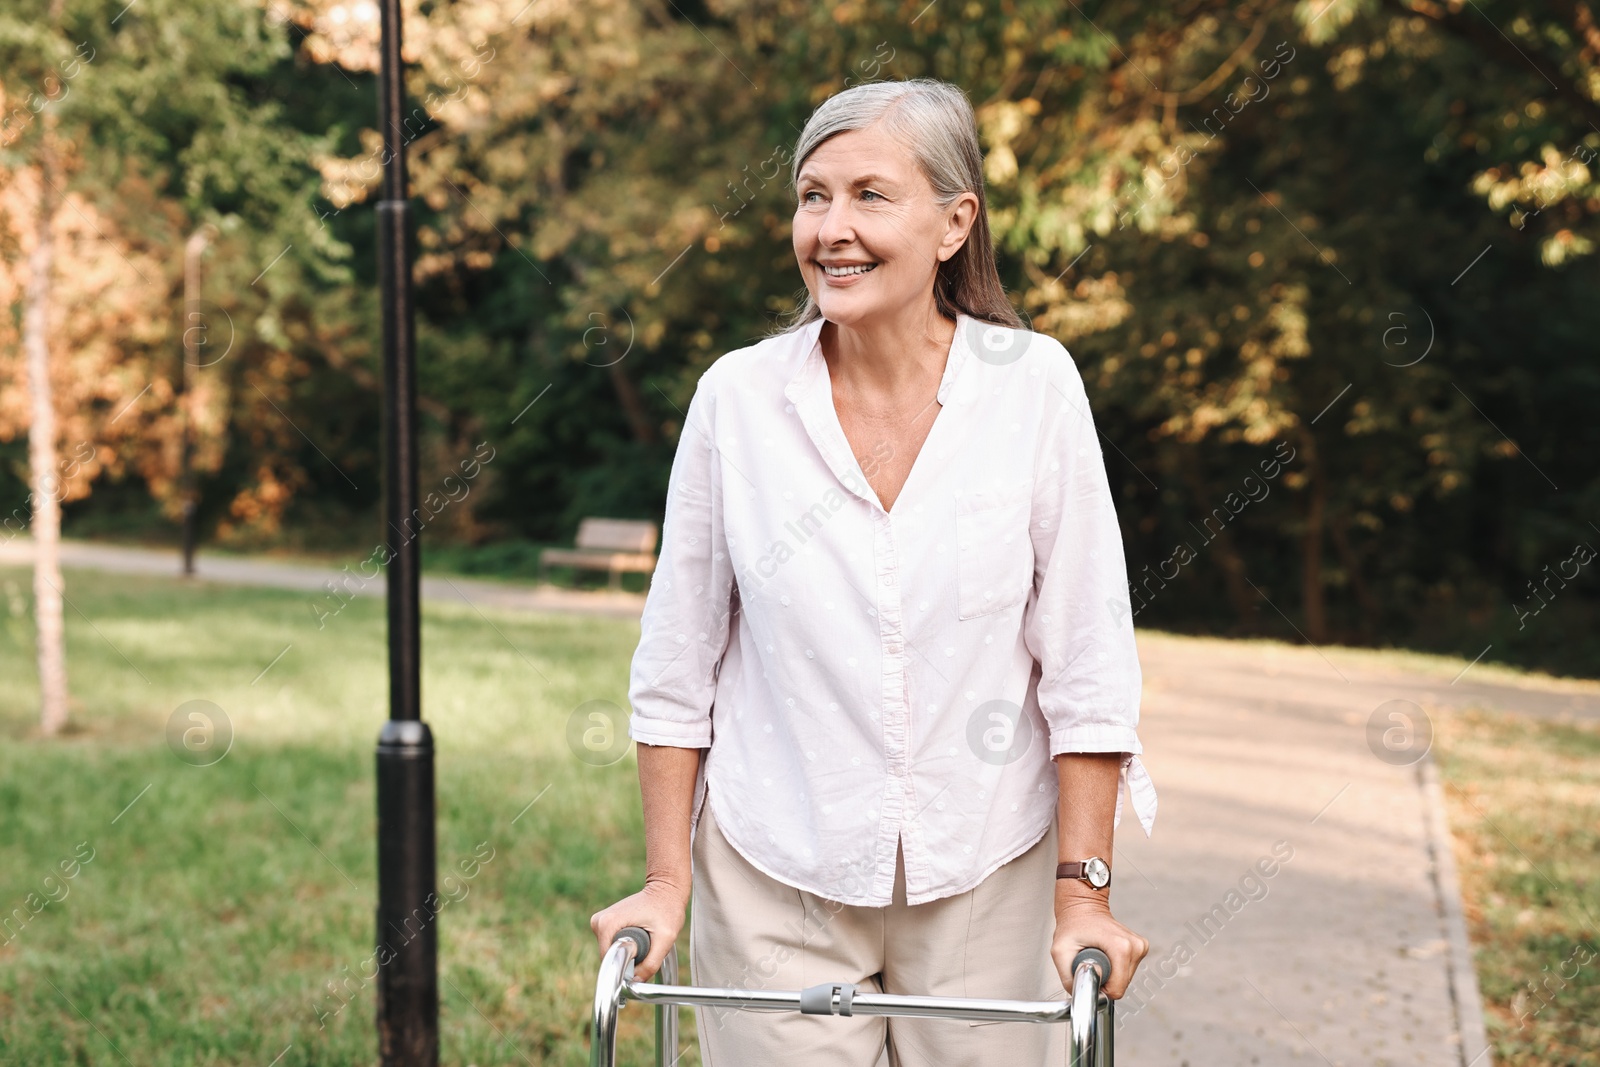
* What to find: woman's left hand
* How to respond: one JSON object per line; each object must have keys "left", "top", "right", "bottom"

{"left": 1050, "top": 887, "right": 1148, "bottom": 1000}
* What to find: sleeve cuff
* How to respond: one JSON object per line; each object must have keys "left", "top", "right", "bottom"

{"left": 1047, "top": 722, "right": 1144, "bottom": 758}
{"left": 628, "top": 712, "right": 712, "bottom": 748}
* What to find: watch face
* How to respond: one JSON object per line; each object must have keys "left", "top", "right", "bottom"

{"left": 1085, "top": 857, "right": 1110, "bottom": 888}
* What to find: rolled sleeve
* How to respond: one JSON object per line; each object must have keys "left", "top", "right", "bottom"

{"left": 627, "top": 367, "right": 735, "bottom": 750}
{"left": 1023, "top": 345, "right": 1156, "bottom": 835}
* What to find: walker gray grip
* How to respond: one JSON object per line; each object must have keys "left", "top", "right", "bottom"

{"left": 614, "top": 926, "right": 652, "bottom": 960}
{"left": 799, "top": 982, "right": 857, "bottom": 1016}
{"left": 1072, "top": 947, "right": 1112, "bottom": 982}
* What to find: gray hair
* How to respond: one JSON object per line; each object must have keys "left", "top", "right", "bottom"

{"left": 770, "top": 77, "right": 1025, "bottom": 335}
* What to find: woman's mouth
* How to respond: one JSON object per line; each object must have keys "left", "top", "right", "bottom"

{"left": 820, "top": 262, "right": 878, "bottom": 277}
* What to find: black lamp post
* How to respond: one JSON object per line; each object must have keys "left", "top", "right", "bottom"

{"left": 374, "top": 0, "right": 437, "bottom": 1062}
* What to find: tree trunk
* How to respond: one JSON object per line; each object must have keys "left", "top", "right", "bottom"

{"left": 1176, "top": 446, "right": 1257, "bottom": 630}
{"left": 567, "top": 255, "right": 657, "bottom": 444}
{"left": 26, "top": 147, "right": 68, "bottom": 735}
{"left": 1300, "top": 432, "right": 1327, "bottom": 644}
{"left": 180, "top": 225, "right": 212, "bottom": 575}
{"left": 1329, "top": 510, "right": 1380, "bottom": 641}
{"left": 606, "top": 357, "right": 658, "bottom": 445}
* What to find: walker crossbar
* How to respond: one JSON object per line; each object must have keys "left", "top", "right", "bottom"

{"left": 591, "top": 926, "right": 1114, "bottom": 1066}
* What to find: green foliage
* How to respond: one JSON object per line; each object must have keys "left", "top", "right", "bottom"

{"left": 18, "top": 0, "right": 1600, "bottom": 672}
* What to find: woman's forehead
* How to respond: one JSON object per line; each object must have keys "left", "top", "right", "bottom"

{"left": 798, "top": 129, "right": 916, "bottom": 181}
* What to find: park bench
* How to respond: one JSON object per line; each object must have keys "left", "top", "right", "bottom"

{"left": 539, "top": 518, "right": 658, "bottom": 590}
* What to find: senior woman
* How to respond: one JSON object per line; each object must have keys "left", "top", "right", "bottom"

{"left": 591, "top": 76, "right": 1157, "bottom": 1066}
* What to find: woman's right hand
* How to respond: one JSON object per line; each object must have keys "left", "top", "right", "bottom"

{"left": 589, "top": 878, "right": 690, "bottom": 981}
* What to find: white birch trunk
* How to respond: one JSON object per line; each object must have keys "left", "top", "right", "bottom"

{"left": 25, "top": 156, "right": 68, "bottom": 736}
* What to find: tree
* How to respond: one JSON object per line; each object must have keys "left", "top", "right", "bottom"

{"left": 0, "top": 0, "right": 351, "bottom": 729}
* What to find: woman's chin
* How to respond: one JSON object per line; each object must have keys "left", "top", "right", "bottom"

{"left": 815, "top": 293, "right": 889, "bottom": 325}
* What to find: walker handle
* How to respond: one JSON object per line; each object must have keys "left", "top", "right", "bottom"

{"left": 1069, "top": 948, "right": 1112, "bottom": 1067}
{"left": 614, "top": 926, "right": 652, "bottom": 961}
{"left": 1071, "top": 947, "right": 1111, "bottom": 982}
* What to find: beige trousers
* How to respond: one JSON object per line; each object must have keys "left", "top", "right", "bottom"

{"left": 689, "top": 794, "right": 1069, "bottom": 1066}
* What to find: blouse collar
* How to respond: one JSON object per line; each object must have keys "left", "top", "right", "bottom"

{"left": 784, "top": 310, "right": 974, "bottom": 406}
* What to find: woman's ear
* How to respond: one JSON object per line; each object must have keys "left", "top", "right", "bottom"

{"left": 939, "top": 192, "right": 980, "bottom": 262}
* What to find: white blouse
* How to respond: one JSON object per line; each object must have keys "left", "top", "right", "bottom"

{"left": 627, "top": 311, "right": 1156, "bottom": 907}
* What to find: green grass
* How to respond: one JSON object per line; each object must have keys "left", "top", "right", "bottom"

{"left": 1435, "top": 710, "right": 1600, "bottom": 1066}
{"left": 5, "top": 564, "right": 1596, "bottom": 1064}
{"left": 0, "top": 567, "right": 684, "bottom": 1066}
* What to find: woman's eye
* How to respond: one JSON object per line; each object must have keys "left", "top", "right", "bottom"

{"left": 861, "top": 190, "right": 881, "bottom": 201}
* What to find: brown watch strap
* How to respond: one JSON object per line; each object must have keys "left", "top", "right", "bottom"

{"left": 1056, "top": 861, "right": 1110, "bottom": 886}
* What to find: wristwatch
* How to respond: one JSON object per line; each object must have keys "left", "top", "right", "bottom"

{"left": 1056, "top": 857, "right": 1111, "bottom": 890}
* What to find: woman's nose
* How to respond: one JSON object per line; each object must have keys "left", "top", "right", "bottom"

{"left": 817, "top": 200, "right": 856, "bottom": 247}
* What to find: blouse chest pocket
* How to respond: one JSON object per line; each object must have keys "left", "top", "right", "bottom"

{"left": 953, "top": 488, "right": 1035, "bottom": 620}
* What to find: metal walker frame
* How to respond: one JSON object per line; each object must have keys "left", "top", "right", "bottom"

{"left": 591, "top": 926, "right": 1114, "bottom": 1066}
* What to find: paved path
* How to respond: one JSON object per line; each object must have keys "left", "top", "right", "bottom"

{"left": 13, "top": 537, "right": 1600, "bottom": 1063}
{"left": 0, "top": 537, "right": 647, "bottom": 619}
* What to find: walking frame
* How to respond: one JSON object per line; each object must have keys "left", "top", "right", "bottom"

{"left": 591, "top": 925, "right": 1115, "bottom": 1066}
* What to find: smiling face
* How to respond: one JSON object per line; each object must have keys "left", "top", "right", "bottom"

{"left": 792, "top": 125, "right": 977, "bottom": 328}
